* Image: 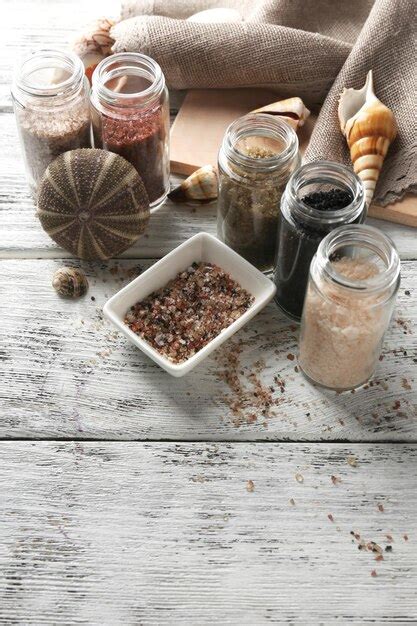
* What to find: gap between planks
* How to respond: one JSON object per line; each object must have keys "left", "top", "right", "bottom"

{"left": 0, "top": 438, "right": 416, "bottom": 445}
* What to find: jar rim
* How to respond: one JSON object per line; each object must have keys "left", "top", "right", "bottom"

{"left": 285, "top": 160, "right": 366, "bottom": 226}
{"left": 12, "top": 48, "right": 84, "bottom": 103}
{"left": 91, "top": 52, "right": 164, "bottom": 108}
{"left": 314, "top": 224, "right": 401, "bottom": 297}
{"left": 220, "top": 113, "right": 299, "bottom": 174}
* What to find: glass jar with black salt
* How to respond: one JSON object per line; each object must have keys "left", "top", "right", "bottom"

{"left": 91, "top": 52, "right": 170, "bottom": 209}
{"left": 11, "top": 49, "right": 91, "bottom": 196}
{"left": 274, "top": 161, "right": 366, "bottom": 321}
{"left": 217, "top": 114, "right": 300, "bottom": 272}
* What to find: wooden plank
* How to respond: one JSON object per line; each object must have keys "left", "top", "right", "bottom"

{"left": 0, "top": 441, "right": 416, "bottom": 624}
{"left": 1, "top": 110, "right": 416, "bottom": 260}
{"left": 1, "top": 259, "right": 416, "bottom": 441}
{"left": 370, "top": 195, "right": 417, "bottom": 228}
{"left": 170, "top": 88, "right": 312, "bottom": 175}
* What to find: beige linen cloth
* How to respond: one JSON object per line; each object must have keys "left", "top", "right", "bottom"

{"left": 112, "top": 0, "right": 417, "bottom": 205}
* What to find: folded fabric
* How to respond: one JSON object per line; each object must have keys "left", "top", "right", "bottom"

{"left": 112, "top": 0, "right": 417, "bottom": 206}
{"left": 112, "top": 0, "right": 374, "bottom": 106}
{"left": 305, "top": 0, "right": 417, "bottom": 206}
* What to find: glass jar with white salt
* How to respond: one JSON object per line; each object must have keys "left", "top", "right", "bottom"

{"left": 12, "top": 49, "right": 91, "bottom": 196}
{"left": 298, "top": 224, "right": 400, "bottom": 391}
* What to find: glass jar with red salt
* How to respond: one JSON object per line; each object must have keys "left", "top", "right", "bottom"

{"left": 91, "top": 53, "right": 170, "bottom": 209}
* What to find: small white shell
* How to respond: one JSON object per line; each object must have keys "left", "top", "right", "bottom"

{"left": 252, "top": 97, "right": 311, "bottom": 130}
{"left": 52, "top": 267, "right": 89, "bottom": 298}
{"left": 168, "top": 165, "right": 218, "bottom": 202}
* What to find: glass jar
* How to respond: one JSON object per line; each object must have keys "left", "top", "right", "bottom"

{"left": 91, "top": 52, "right": 170, "bottom": 209}
{"left": 299, "top": 224, "right": 400, "bottom": 391}
{"left": 11, "top": 49, "right": 91, "bottom": 197}
{"left": 217, "top": 113, "right": 300, "bottom": 272}
{"left": 274, "top": 161, "right": 366, "bottom": 321}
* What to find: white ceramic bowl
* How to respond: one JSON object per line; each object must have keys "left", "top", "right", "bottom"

{"left": 103, "top": 232, "right": 276, "bottom": 377}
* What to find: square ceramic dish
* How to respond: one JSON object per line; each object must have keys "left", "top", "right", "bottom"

{"left": 103, "top": 232, "right": 276, "bottom": 377}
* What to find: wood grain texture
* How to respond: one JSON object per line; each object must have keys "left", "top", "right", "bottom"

{"left": 1, "top": 115, "right": 413, "bottom": 260}
{"left": 0, "top": 105, "right": 415, "bottom": 259}
{"left": 0, "top": 441, "right": 416, "bottom": 625}
{"left": 1, "top": 0, "right": 416, "bottom": 257}
{"left": 0, "top": 0, "right": 117, "bottom": 107}
{"left": 0, "top": 113, "right": 417, "bottom": 259}
{"left": 370, "top": 196, "right": 417, "bottom": 228}
{"left": 1, "top": 259, "right": 416, "bottom": 441}
{"left": 1, "top": 1, "right": 417, "bottom": 623}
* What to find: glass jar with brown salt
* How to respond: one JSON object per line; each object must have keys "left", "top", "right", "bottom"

{"left": 299, "top": 224, "right": 400, "bottom": 391}
{"left": 91, "top": 52, "right": 170, "bottom": 209}
{"left": 217, "top": 114, "right": 300, "bottom": 272}
{"left": 11, "top": 49, "right": 91, "bottom": 196}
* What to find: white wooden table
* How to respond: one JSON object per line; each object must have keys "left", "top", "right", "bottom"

{"left": 1, "top": 2, "right": 416, "bottom": 623}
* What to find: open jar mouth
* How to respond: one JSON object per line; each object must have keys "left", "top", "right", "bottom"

{"left": 12, "top": 49, "right": 84, "bottom": 104}
{"left": 286, "top": 160, "right": 366, "bottom": 226}
{"left": 92, "top": 52, "right": 165, "bottom": 108}
{"left": 221, "top": 113, "right": 299, "bottom": 174}
{"left": 315, "top": 224, "right": 401, "bottom": 299}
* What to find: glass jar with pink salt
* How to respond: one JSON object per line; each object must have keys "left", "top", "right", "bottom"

{"left": 91, "top": 53, "right": 170, "bottom": 209}
{"left": 299, "top": 225, "right": 400, "bottom": 391}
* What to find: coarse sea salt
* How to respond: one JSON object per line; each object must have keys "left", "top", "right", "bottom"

{"left": 299, "top": 257, "right": 391, "bottom": 390}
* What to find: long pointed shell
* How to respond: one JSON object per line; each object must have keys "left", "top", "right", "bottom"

{"left": 252, "top": 97, "right": 310, "bottom": 130}
{"left": 338, "top": 70, "right": 397, "bottom": 207}
{"left": 168, "top": 165, "right": 218, "bottom": 202}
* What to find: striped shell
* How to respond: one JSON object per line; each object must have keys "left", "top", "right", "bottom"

{"left": 168, "top": 165, "right": 218, "bottom": 202}
{"left": 52, "top": 267, "right": 89, "bottom": 298}
{"left": 37, "top": 149, "right": 150, "bottom": 260}
{"left": 338, "top": 71, "right": 397, "bottom": 207}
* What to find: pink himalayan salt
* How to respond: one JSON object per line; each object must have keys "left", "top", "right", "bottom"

{"left": 298, "top": 257, "right": 391, "bottom": 390}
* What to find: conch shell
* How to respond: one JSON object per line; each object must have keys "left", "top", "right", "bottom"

{"left": 73, "top": 17, "right": 116, "bottom": 83}
{"left": 168, "top": 165, "right": 218, "bottom": 203}
{"left": 252, "top": 97, "right": 310, "bottom": 130}
{"left": 338, "top": 70, "right": 397, "bottom": 207}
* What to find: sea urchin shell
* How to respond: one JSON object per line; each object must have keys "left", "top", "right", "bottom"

{"left": 37, "top": 149, "right": 150, "bottom": 260}
{"left": 52, "top": 267, "right": 89, "bottom": 298}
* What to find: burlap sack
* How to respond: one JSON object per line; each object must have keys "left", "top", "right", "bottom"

{"left": 112, "top": 0, "right": 417, "bottom": 205}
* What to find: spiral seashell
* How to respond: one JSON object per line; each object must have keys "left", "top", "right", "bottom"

{"left": 168, "top": 165, "right": 219, "bottom": 202}
{"left": 73, "top": 17, "right": 116, "bottom": 83}
{"left": 37, "top": 149, "right": 150, "bottom": 261}
{"left": 52, "top": 267, "right": 89, "bottom": 298}
{"left": 252, "top": 97, "right": 311, "bottom": 130}
{"left": 338, "top": 70, "right": 397, "bottom": 207}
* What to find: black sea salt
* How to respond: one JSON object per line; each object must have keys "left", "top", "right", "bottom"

{"left": 273, "top": 162, "right": 366, "bottom": 320}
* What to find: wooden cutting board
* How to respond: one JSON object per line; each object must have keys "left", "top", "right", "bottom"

{"left": 170, "top": 89, "right": 416, "bottom": 227}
